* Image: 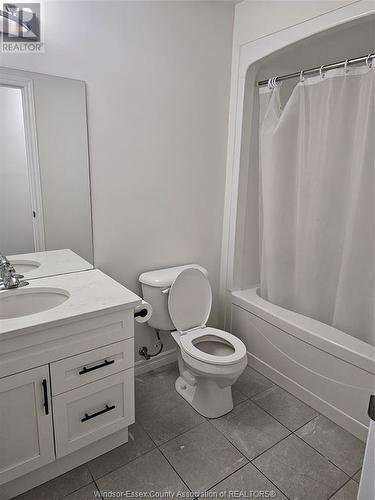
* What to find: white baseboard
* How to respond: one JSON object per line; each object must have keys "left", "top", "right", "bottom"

{"left": 247, "top": 352, "right": 368, "bottom": 442}
{"left": 135, "top": 348, "right": 177, "bottom": 376}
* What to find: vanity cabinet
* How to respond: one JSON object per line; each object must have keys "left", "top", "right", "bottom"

{"left": 0, "top": 269, "right": 141, "bottom": 498}
{"left": 0, "top": 340, "right": 135, "bottom": 486}
{"left": 0, "top": 365, "right": 54, "bottom": 484}
{"left": 0, "top": 308, "right": 137, "bottom": 492}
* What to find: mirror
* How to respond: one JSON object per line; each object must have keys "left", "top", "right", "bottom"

{"left": 0, "top": 67, "right": 93, "bottom": 279}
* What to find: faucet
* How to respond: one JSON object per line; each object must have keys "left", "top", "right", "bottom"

{"left": 0, "top": 252, "right": 29, "bottom": 290}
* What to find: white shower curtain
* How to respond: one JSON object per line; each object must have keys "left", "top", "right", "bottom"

{"left": 259, "top": 67, "right": 374, "bottom": 345}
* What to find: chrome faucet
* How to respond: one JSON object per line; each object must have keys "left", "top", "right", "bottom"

{"left": 0, "top": 252, "right": 29, "bottom": 290}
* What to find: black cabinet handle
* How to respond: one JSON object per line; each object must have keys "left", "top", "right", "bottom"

{"left": 81, "top": 404, "right": 116, "bottom": 422}
{"left": 42, "top": 379, "right": 49, "bottom": 415}
{"left": 79, "top": 359, "right": 115, "bottom": 375}
{"left": 368, "top": 395, "right": 375, "bottom": 422}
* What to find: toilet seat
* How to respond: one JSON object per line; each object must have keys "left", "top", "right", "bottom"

{"left": 179, "top": 327, "right": 247, "bottom": 366}
{"left": 168, "top": 268, "right": 246, "bottom": 366}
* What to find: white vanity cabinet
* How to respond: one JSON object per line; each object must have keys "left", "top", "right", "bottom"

{"left": 0, "top": 365, "right": 54, "bottom": 484}
{"left": 0, "top": 336, "right": 135, "bottom": 487}
{"left": 0, "top": 269, "right": 142, "bottom": 499}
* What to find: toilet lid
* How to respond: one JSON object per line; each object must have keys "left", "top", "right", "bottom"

{"left": 168, "top": 268, "right": 212, "bottom": 332}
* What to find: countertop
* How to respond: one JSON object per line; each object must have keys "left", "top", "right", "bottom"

{"left": 0, "top": 268, "right": 142, "bottom": 338}
{"left": 8, "top": 249, "right": 93, "bottom": 280}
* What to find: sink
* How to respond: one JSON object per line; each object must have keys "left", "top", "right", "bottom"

{"left": 0, "top": 288, "right": 70, "bottom": 320}
{"left": 10, "top": 260, "right": 40, "bottom": 274}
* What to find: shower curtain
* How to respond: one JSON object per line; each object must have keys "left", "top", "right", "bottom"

{"left": 259, "top": 67, "right": 374, "bottom": 345}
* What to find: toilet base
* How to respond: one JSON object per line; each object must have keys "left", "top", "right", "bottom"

{"left": 175, "top": 375, "right": 233, "bottom": 418}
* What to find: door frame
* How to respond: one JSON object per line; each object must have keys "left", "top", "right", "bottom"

{"left": 0, "top": 72, "right": 45, "bottom": 252}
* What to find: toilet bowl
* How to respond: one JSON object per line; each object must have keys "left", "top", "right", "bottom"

{"left": 139, "top": 265, "right": 247, "bottom": 418}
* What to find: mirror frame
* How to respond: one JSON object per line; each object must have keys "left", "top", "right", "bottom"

{"left": 0, "top": 72, "right": 45, "bottom": 251}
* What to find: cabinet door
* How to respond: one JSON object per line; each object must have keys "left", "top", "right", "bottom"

{"left": 0, "top": 365, "right": 55, "bottom": 484}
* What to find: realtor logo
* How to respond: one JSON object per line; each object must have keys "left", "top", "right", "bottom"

{"left": 0, "top": 3, "right": 44, "bottom": 52}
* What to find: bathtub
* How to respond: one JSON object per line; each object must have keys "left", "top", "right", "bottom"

{"left": 230, "top": 287, "right": 375, "bottom": 441}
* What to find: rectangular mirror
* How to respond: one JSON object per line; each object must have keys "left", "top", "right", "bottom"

{"left": 0, "top": 67, "right": 93, "bottom": 279}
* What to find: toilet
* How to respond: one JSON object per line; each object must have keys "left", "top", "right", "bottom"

{"left": 139, "top": 264, "right": 247, "bottom": 418}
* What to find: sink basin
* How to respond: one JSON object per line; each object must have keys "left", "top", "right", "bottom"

{"left": 10, "top": 260, "right": 40, "bottom": 274}
{"left": 0, "top": 288, "right": 70, "bottom": 320}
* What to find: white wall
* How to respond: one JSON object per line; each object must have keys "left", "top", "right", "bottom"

{"left": 0, "top": 86, "right": 34, "bottom": 255}
{"left": 233, "top": 0, "right": 358, "bottom": 47}
{"left": 0, "top": 1, "right": 234, "bottom": 359}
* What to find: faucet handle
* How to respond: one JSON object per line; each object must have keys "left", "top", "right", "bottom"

{"left": 0, "top": 254, "right": 10, "bottom": 266}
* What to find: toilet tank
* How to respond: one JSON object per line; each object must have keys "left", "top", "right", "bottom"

{"left": 139, "top": 264, "right": 208, "bottom": 331}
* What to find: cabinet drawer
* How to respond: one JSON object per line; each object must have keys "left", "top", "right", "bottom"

{"left": 53, "top": 369, "right": 134, "bottom": 458}
{"left": 50, "top": 339, "right": 134, "bottom": 395}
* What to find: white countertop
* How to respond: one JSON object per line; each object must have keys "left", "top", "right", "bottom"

{"left": 0, "top": 269, "right": 141, "bottom": 338}
{"left": 8, "top": 249, "right": 93, "bottom": 280}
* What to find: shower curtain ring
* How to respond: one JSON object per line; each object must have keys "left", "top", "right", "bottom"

{"left": 319, "top": 65, "right": 326, "bottom": 78}
{"left": 267, "top": 78, "right": 272, "bottom": 90}
{"left": 344, "top": 59, "right": 349, "bottom": 73}
{"left": 366, "top": 53, "right": 373, "bottom": 69}
{"left": 299, "top": 70, "right": 304, "bottom": 82}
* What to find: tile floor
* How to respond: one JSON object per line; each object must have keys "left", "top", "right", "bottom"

{"left": 16, "top": 363, "right": 365, "bottom": 500}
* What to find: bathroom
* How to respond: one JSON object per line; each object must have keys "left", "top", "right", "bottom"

{"left": 0, "top": 0, "right": 374, "bottom": 499}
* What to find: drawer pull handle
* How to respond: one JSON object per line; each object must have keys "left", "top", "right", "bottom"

{"left": 42, "top": 379, "right": 49, "bottom": 415}
{"left": 81, "top": 404, "right": 116, "bottom": 422}
{"left": 79, "top": 359, "right": 115, "bottom": 375}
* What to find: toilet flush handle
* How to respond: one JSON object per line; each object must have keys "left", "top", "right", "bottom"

{"left": 161, "top": 287, "right": 170, "bottom": 294}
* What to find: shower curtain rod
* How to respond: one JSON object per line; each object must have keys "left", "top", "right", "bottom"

{"left": 257, "top": 52, "right": 374, "bottom": 87}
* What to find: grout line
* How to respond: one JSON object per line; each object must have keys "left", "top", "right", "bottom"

{"left": 249, "top": 393, "right": 317, "bottom": 433}
{"left": 87, "top": 467, "right": 96, "bottom": 483}
{"left": 250, "top": 433, "right": 292, "bottom": 462}
{"left": 326, "top": 476, "right": 354, "bottom": 499}
{"left": 156, "top": 446, "right": 194, "bottom": 493}
{"left": 288, "top": 434, "right": 352, "bottom": 480}
{"left": 58, "top": 479, "right": 97, "bottom": 500}
{"left": 203, "top": 460, "right": 250, "bottom": 492}
{"left": 92, "top": 446, "right": 192, "bottom": 494}
{"left": 205, "top": 401, "right": 292, "bottom": 462}
{"left": 205, "top": 399, "right": 293, "bottom": 461}
{"left": 155, "top": 418, "right": 249, "bottom": 493}
{"left": 90, "top": 448, "right": 159, "bottom": 483}
{"left": 93, "top": 478, "right": 104, "bottom": 499}
{"left": 137, "top": 413, "right": 208, "bottom": 449}
{"left": 351, "top": 467, "right": 362, "bottom": 482}
{"left": 290, "top": 413, "right": 320, "bottom": 433}
{"left": 250, "top": 461, "right": 292, "bottom": 500}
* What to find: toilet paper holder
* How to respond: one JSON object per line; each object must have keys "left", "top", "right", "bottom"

{"left": 134, "top": 308, "right": 148, "bottom": 319}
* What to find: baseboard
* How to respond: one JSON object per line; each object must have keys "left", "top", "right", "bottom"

{"left": 247, "top": 351, "right": 369, "bottom": 442}
{"left": 135, "top": 348, "right": 177, "bottom": 376}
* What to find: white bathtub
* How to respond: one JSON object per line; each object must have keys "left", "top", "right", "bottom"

{"left": 230, "top": 287, "right": 375, "bottom": 441}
